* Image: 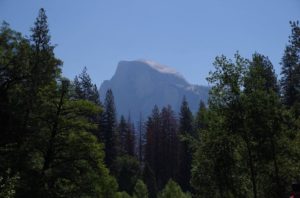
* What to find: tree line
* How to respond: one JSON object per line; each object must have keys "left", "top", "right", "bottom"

{"left": 0, "top": 8, "right": 299, "bottom": 198}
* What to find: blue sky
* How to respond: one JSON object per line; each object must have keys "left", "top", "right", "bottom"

{"left": 1, "top": 0, "right": 299, "bottom": 86}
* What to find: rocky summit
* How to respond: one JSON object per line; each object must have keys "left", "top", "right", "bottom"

{"left": 100, "top": 60, "right": 209, "bottom": 122}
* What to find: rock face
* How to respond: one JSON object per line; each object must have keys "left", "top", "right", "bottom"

{"left": 100, "top": 60, "right": 209, "bottom": 122}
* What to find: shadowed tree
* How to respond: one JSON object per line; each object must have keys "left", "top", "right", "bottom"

{"left": 102, "top": 89, "right": 119, "bottom": 168}
{"left": 133, "top": 179, "right": 148, "bottom": 198}
{"left": 281, "top": 21, "right": 300, "bottom": 108}
{"left": 177, "top": 97, "right": 194, "bottom": 192}
{"left": 158, "top": 179, "right": 191, "bottom": 198}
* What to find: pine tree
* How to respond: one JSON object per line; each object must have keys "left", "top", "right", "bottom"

{"left": 249, "top": 53, "right": 279, "bottom": 93}
{"left": 29, "top": 7, "right": 62, "bottom": 94}
{"left": 143, "top": 163, "right": 157, "bottom": 198}
{"left": 23, "top": 8, "right": 62, "bottom": 143}
{"left": 103, "top": 89, "right": 118, "bottom": 168}
{"left": 194, "top": 100, "right": 208, "bottom": 130}
{"left": 17, "top": 79, "right": 117, "bottom": 197}
{"left": 73, "top": 67, "right": 102, "bottom": 140}
{"left": 160, "top": 106, "right": 179, "bottom": 187}
{"left": 73, "top": 67, "right": 100, "bottom": 105}
{"left": 178, "top": 97, "right": 194, "bottom": 136}
{"left": 145, "top": 105, "right": 161, "bottom": 180}
{"left": 177, "top": 97, "right": 194, "bottom": 192}
{"left": 126, "top": 116, "right": 136, "bottom": 157}
{"left": 281, "top": 21, "right": 300, "bottom": 108}
{"left": 118, "top": 115, "right": 135, "bottom": 157}
{"left": 112, "top": 155, "right": 140, "bottom": 195}
{"left": 0, "top": 8, "right": 120, "bottom": 198}
{"left": 137, "top": 113, "right": 145, "bottom": 165}
{"left": 144, "top": 105, "right": 180, "bottom": 192}
{"left": 119, "top": 115, "right": 128, "bottom": 155}
{"left": 31, "top": 8, "right": 50, "bottom": 51}
{"left": 0, "top": 9, "right": 63, "bottom": 188}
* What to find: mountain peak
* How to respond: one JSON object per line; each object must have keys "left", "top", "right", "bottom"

{"left": 116, "top": 60, "right": 184, "bottom": 80}
{"left": 136, "top": 59, "right": 183, "bottom": 78}
{"left": 100, "top": 60, "right": 209, "bottom": 122}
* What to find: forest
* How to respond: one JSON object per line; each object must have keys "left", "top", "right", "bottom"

{"left": 0, "top": 8, "right": 300, "bottom": 198}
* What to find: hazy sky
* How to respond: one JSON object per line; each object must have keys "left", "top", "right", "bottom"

{"left": 1, "top": 0, "right": 299, "bottom": 86}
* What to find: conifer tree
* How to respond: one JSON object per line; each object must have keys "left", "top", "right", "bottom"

{"left": 194, "top": 100, "right": 208, "bottom": 130}
{"left": 103, "top": 89, "right": 118, "bottom": 168}
{"left": 0, "top": 8, "right": 120, "bottom": 198}
{"left": 143, "top": 163, "right": 157, "bottom": 198}
{"left": 281, "top": 21, "right": 300, "bottom": 108}
{"left": 73, "top": 67, "right": 102, "bottom": 140}
{"left": 119, "top": 115, "right": 128, "bottom": 155}
{"left": 19, "top": 79, "right": 118, "bottom": 197}
{"left": 160, "top": 106, "right": 179, "bottom": 187}
{"left": 145, "top": 105, "right": 161, "bottom": 180}
{"left": 23, "top": 8, "right": 62, "bottom": 142}
{"left": 177, "top": 97, "right": 194, "bottom": 192}
{"left": 113, "top": 155, "right": 140, "bottom": 195}
{"left": 126, "top": 116, "right": 136, "bottom": 157}
{"left": 29, "top": 7, "right": 62, "bottom": 98}
{"left": 145, "top": 105, "right": 179, "bottom": 191}
{"left": 137, "top": 113, "right": 145, "bottom": 165}
{"left": 73, "top": 67, "right": 100, "bottom": 105}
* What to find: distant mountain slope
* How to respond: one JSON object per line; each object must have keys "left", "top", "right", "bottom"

{"left": 100, "top": 60, "right": 209, "bottom": 122}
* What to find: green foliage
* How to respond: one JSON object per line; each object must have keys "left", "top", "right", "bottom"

{"left": 243, "top": 53, "right": 284, "bottom": 197}
{"left": 30, "top": 8, "right": 62, "bottom": 88}
{"left": 200, "top": 53, "right": 248, "bottom": 197}
{"left": 1, "top": 8, "right": 300, "bottom": 198}
{"left": 158, "top": 180, "right": 191, "bottom": 198}
{"left": 207, "top": 53, "right": 247, "bottom": 109}
{"left": 133, "top": 179, "right": 148, "bottom": 198}
{"left": 73, "top": 67, "right": 102, "bottom": 142}
{"left": 0, "top": 169, "right": 19, "bottom": 198}
{"left": 179, "top": 97, "right": 194, "bottom": 136}
{"left": 112, "top": 155, "right": 140, "bottom": 195}
{"left": 194, "top": 100, "right": 208, "bottom": 130}
{"left": 116, "top": 191, "right": 132, "bottom": 198}
{"left": 73, "top": 67, "right": 100, "bottom": 105}
{"left": 0, "top": 21, "right": 32, "bottom": 147}
{"left": 192, "top": 51, "right": 300, "bottom": 198}
{"left": 31, "top": 8, "right": 50, "bottom": 50}
{"left": 17, "top": 80, "right": 118, "bottom": 197}
{"left": 281, "top": 21, "right": 300, "bottom": 108}
{"left": 0, "top": 9, "right": 118, "bottom": 198}
{"left": 278, "top": 22, "right": 300, "bottom": 192}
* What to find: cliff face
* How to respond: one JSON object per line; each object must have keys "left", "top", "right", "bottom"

{"left": 100, "top": 60, "right": 209, "bottom": 122}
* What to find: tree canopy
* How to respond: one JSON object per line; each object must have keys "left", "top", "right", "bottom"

{"left": 0, "top": 8, "right": 299, "bottom": 198}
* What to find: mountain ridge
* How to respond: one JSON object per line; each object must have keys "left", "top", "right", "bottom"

{"left": 100, "top": 60, "right": 209, "bottom": 122}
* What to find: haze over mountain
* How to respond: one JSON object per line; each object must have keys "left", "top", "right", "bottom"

{"left": 100, "top": 60, "right": 209, "bottom": 122}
